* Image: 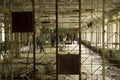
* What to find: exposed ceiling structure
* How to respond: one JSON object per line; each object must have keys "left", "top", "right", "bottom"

{"left": 0, "top": 0, "right": 120, "bottom": 32}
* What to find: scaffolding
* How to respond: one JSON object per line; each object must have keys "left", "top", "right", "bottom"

{"left": 81, "top": 0, "right": 120, "bottom": 80}
{"left": 0, "top": 0, "right": 120, "bottom": 80}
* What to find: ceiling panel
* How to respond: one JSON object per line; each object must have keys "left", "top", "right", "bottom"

{"left": 0, "top": 0, "right": 120, "bottom": 30}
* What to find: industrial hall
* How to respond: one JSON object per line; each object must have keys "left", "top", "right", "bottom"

{"left": 0, "top": 0, "right": 120, "bottom": 80}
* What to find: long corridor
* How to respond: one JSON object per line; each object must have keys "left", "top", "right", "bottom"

{"left": 7, "top": 41, "right": 119, "bottom": 80}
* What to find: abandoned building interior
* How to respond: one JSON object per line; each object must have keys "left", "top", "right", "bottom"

{"left": 0, "top": 0, "right": 120, "bottom": 80}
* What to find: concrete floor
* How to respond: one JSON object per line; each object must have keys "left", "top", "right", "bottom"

{"left": 0, "top": 41, "right": 120, "bottom": 80}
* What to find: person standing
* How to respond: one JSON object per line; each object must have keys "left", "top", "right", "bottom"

{"left": 28, "top": 34, "right": 33, "bottom": 52}
{"left": 59, "top": 34, "right": 63, "bottom": 44}
{"left": 36, "top": 35, "right": 39, "bottom": 50}
{"left": 62, "top": 34, "right": 67, "bottom": 47}
{"left": 38, "top": 33, "right": 45, "bottom": 52}
{"left": 70, "top": 33, "right": 74, "bottom": 44}
{"left": 51, "top": 33, "right": 56, "bottom": 47}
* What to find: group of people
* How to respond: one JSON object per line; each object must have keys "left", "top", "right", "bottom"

{"left": 36, "top": 32, "right": 56, "bottom": 52}
{"left": 28, "top": 33, "right": 45, "bottom": 53}
{"left": 36, "top": 33, "right": 45, "bottom": 52}
{"left": 28, "top": 32, "right": 76, "bottom": 53}
{"left": 59, "top": 33, "right": 76, "bottom": 44}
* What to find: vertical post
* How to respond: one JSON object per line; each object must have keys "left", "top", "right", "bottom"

{"left": 102, "top": 0, "right": 105, "bottom": 80}
{"left": 119, "top": 20, "right": 120, "bottom": 50}
{"left": 55, "top": 0, "right": 58, "bottom": 80}
{"left": 99, "top": 26, "right": 101, "bottom": 45}
{"left": 111, "top": 23, "right": 113, "bottom": 48}
{"left": 107, "top": 23, "right": 108, "bottom": 49}
{"left": 115, "top": 22, "right": 118, "bottom": 49}
{"left": 84, "top": 28, "right": 87, "bottom": 40}
{"left": 32, "top": 0, "right": 36, "bottom": 80}
{"left": 109, "top": 23, "right": 112, "bottom": 48}
{"left": 78, "top": 0, "right": 81, "bottom": 80}
{"left": 116, "top": 14, "right": 119, "bottom": 49}
{"left": 2, "top": 0, "right": 6, "bottom": 79}
{"left": 96, "top": 27, "right": 97, "bottom": 46}
{"left": 9, "top": 0, "right": 14, "bottom": 79}
{"left": 91, "top": 31, "right": 93, "bottom": 79}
